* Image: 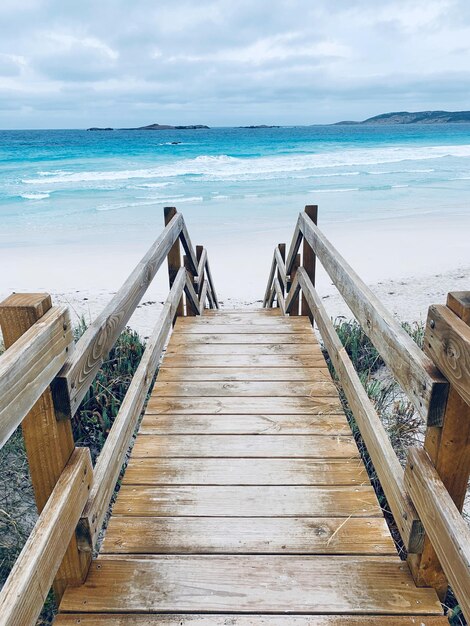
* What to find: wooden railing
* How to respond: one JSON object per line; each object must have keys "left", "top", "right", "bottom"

{"left": 0, "top": 208, "right": 218, "bottom": 626}
{"left": 264, "top": 205, "right": 470, "bottom": 621}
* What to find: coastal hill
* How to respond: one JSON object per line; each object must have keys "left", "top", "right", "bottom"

{"left": 335, "top": 110, "right": 470, "bottom": 125}
{"left": 87, "top": 123, "right": 209, "bottom": 131}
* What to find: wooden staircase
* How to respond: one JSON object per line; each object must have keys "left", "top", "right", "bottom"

{"left": 55, "top": 309, "right": 445, "bottom": 624}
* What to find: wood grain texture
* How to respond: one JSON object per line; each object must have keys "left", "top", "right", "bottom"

{"left": 122, "top": 457, "right": 366, "bottom": 485}
{"left": 164, "top": 207, "right": 184, "bottom": 318}
{"left": 168, "top": 333, "right": 316, "bottom": 345}
{"left": 139, "top": 413, "right": 350, "bottom": 435}
{"left": 298, "top": 211, "right": 448, "bottom": 425}
{"left": 0, "top": 304, "right": 73, "bottom": 448}
{"left": 112, "top": 485, "right": 380, "bottom": 517}
{"left": 295, "top": 268, "right": 423, "bottom": 553}
{"left": 425, "top": 304, "right": 470, "bottom": 413}
{"left": 131, "top": 434, "right": 359, "bottom": 458}
{"left": 146, "top": 396, "right": 343, "bottom": 414}
{"left": 174, "top": 322, "right": 311, "bottom": 333}
{"left": 54, "top": 616, "right": 449, "bottom": 626}
{"left": 102, "top": 516, "right": 395, "bottom": 554}
{"left": 157, "top": 367, "right": 331, "bottom": 382}
{"left": 0, "top": 448, "right": 92, "bottom": 626}
{"left": 165, "top": 342, "right": 322, "bottom": 355}
{"left": 51, "top": 211, "right": 184, "bottom": 419}
{"left": 59, "top": 555, "right": 442, "bottom": 614}
{"left": 447, "top": 291, "right": 470, "bottom": 324}
{"left": 151, "top": 381, "right": 338, "bottom": 397}
{"left": 161, "top": 353, "right": 328, "bottom": 368}
{"left": 405, "top": 447, "right": 470, "bottom": 622}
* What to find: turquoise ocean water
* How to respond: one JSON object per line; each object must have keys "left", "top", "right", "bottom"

{"left": 1, "top": 125, "right": 469, "bottom": 298}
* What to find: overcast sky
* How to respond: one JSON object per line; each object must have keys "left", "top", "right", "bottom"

{"left": 1, "top": 0, "right": 469, "bottom": 128}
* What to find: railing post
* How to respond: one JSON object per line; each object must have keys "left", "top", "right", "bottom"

{"left": 164, "top": 207, "right": 184, "bottom": 318}
{"left": 184, "top": 255, "right": 197, "bottom": 316}
{"left": 196, "top": 245, "right": 205, "bottom": 311}
{"left": 408, "top": 291, "right": 470, "bottom": 598}
{"left": 276, "top": 244, "right": 286, "bottom": 308}
{"left": 0, "top": 293, "right": 91, "bottom": 600}
{"left": 301, "top": 205, "right": 318, "bottom": 320}
{"left": 288, "top": 253, "right": 301, "bottom": 315}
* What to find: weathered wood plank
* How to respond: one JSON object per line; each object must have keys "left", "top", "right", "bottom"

{"left": 0, "top": 304, "right": 73, "bottom": 449}
{"left": 204, "top": 256, "right": 219, "bottom": 308}
{"left": 168, "top": 333, "right": 315, "bottom": 345}
{"left": 139, "top": 413, "right": 349, "bottom": 435}
{"left": 174, "top": 322, "right": 311, "bottom": 333}
{"left": 157, "top": 367, "right": 331, "bottom": 382}
{"left": 102, "top": 516, "right": 394, "bottom": 554}
{"left": 405, "top": 447, "right": 470, "bottom": 622}
{"left": 54, "top": 616, "right": 449, "bottom": 626}
{"left": 59, "top": 555, "right": 442, "bottom": 614}
{"left": 447, "top": 291, "right": 470, "bottom": 324}
{"left": 151, "top": 381, "right": 338, "bottom": 397}
{"left": 131, "top": 434, "right": 358, "bottom": 458}
{"left": 425, "top": 304, "right": 470, "bottom": 411}
{"left": 295, "top": 268, "right": 423, "bottom": 553}
{"left": 165, "top": 343, "right": 323, "bottom": 355}
{"left": 146, "top": 396, "right": 343, "bottom": 415}
{"left": 161, "top": 354, "right": 328, "bottom": 368}
{"left": 113, "top": 485, "right": 380, "bottom": 517}
{"left": 51, "top": 212, "right": 184, "bottom": 419}
{"left": 302, "top": 205, "right": 318, "bottom": 319}
{"left": 164, "top": 207, "right": 184, "bottom": 317}
{"left": 299, "top": 211, "right": 448, "bottom": 425}
{"left": 122, "top": 457, "right": 366, "bottom": 485}
{"left": 0, "top": 448, "right": 92, "bottom": 626}
{"left": 78, "top": 269, "right": 186, "bottom": 552}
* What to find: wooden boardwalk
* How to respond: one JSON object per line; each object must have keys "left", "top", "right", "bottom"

{"left": 55, "top": 308, "right": 446, "bottom": 624}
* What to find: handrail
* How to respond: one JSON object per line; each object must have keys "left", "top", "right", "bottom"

{"left": 0, "top": 305, "right": 72, "bottom": 448}
{"left": 265, "top": 205, "right": 470, "bottom": 616}
{"left": 52, "top": 210, "right": 218, "bottom": 419}
{"left": 0, "top": 208, "right": 218, "bottom": 623}
{"left": 288, "top": 266, "right": 423, "bottom": 551}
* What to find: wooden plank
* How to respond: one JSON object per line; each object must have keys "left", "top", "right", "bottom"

{"left": 78, "top": 269, "right": 186, "bottom": 552}
{"left": 131, "top": 434, "right": 359, "bottom": 458}
{"left": 169, "top": 333, "right": 315, "bottom": 345}
{"left": 295, "top": 268, "right": 423, "bottom": 553}
{"left": 139, "top": 413, "right": 350, "bottom": 435}
{"left": 288, "top": 252, "right": 301, "bottom": 316}
{"left": 102, "top": 516, "right": 394, "bottom": 554}
{"left": 54, "top": 615, "right": 450, "bottom": 626}
{"left": 161, "top": 354, "right": 328, "bottom": 368}
{"left": 146, "top": 396, "right": 343, "bottom": 415}
{"left": 113, "top": 485, "right": 380, "bottom": 517}
{"left": 59, "top": 555, "right": 442, "bottom": 614}
{"left": 184, "top": 266, "right": 201, "bottom": 315}
{"left": 51, "top": 211, "right": 184, "bottom": 419}
{"left": 263, "top": 253, "right": 277, "bottom": 307}
{"left": 405, "top": 447, "right": 470, "bottom": 622}
{"left": 151, "top": 381, "right": 338, "bottom": 397}
{"left": 0, "top": 448, "right": 92, "bottom": 626}
{"left": 204, "top": 256, "right": 219, "bottom": 308}
{"left": 157, "top": 367, "right": 331, "bottom": 382}
{"left": 173, "top": 322, "right": 312, "bottom": 333}
{"left": 0, "top": 303, "right": 73, "bottom": 448}
{"left": 299, "top": 211, "right": 448, "bottom": 425}
{"left": 165, "top": 343, "right": 323, "bottom": 355}
{"left": 275, "top": 246, "right": 288, "bottom": 292}
{"left": 0, "top": 294, "right": 89, "bottom": 600}
{"left": 273, "top": 277, "right": 286, "bottom": 314}
{"left": 122, "top": 457, "right": 366, "bottom": 485}
{"left": 425, "top": 303, "right": 470, "bottom": 411}
{"left": 204, "top": 309, "right": 281, "bottom": 316}
{"left": 179, "top": 217, "right": 199, "bottom": 276}
{"left": 164, "top": 207, "right": 184, "bottom": 318}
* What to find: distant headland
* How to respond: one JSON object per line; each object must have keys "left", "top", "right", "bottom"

{"left": 335, "top": 110, "right": 470, "bottom": 125}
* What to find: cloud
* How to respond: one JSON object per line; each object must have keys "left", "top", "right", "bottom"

{"left": 0, "top": 0, "right": 469, "bottom": 127}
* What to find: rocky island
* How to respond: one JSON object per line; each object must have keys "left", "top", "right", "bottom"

{"left": 87, "top": 123, "right": 210, "bottom": 131}
{"left": 335, "top": 110, "right": 470, "bottom": 125}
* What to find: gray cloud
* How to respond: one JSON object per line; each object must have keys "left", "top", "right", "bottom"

{"left": 0, "top": 0, "right": 469, "bottom": 127}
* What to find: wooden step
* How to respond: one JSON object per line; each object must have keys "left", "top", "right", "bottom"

{"left": 146, "top": 396, "right": 343, "bottom": 415}
{"left": 162, "top": 353, "right": 328, "bottom": 367}
{"left": 112, "top": 485, "right": 381, "bottom": 517}
{"left": 151, "top": 381, "right": 338, "bottom": 397}
{"left": 165, "top": 343, "right": 322, "bottom": 355}
{"left": 169, "top": 333, "right": 317, "bottom": 345}
{"left": 130, "top": 435, "right": 359, "bottom": 458}
{"left": 122, "top": 458, "right": 366, "bottom": 485}
{"left": 157, "top": 367, "right": 331, "bottom": 382}
{"left": 55, "top": 616, "right": 449, "bottom": 626}
{"left": 102, "top": 516, "right": 395, "bottom": 555}
{"left": 59, "top": 555, "right": 442, "bottom": 615}
{"left": 138, "top": 413, "right": 350, "bottom": 435}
